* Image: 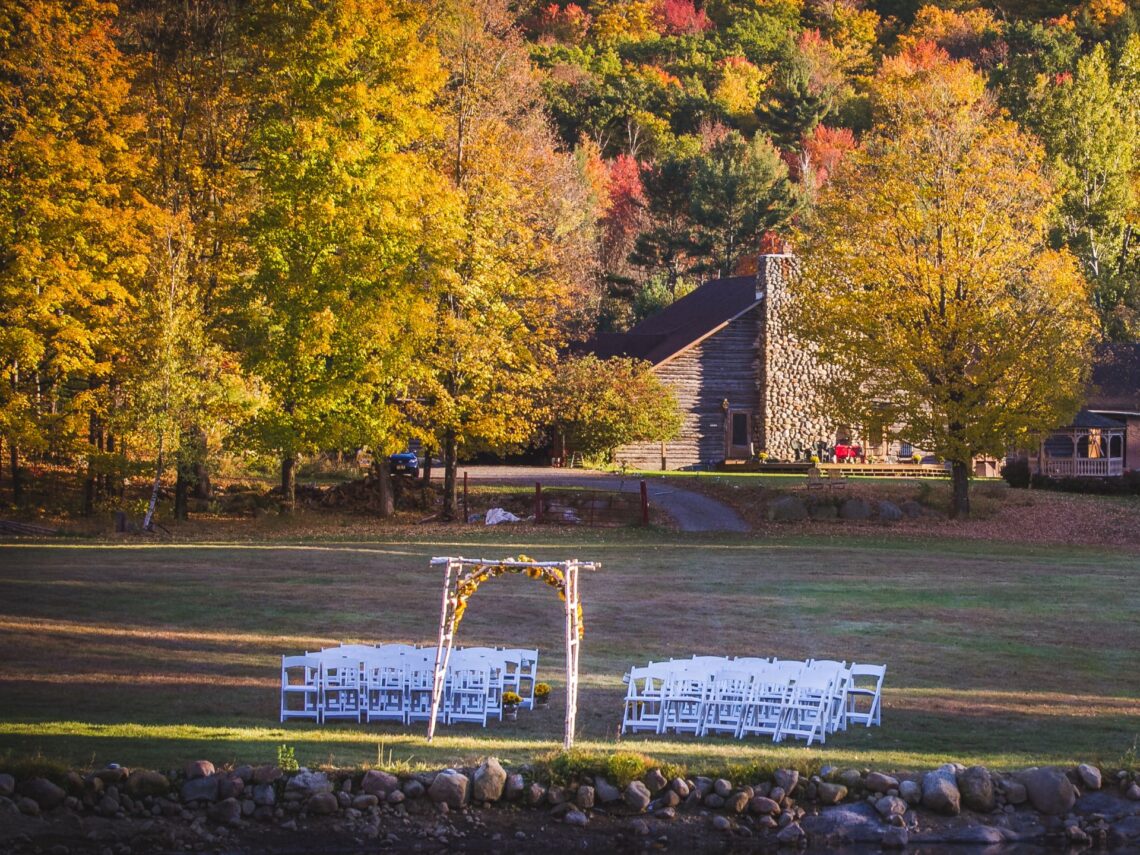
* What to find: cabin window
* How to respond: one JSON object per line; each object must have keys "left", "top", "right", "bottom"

{"left": 1111, "top": 435, "right": 1123, "bottom": 458}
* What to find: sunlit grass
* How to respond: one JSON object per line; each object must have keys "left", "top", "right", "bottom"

{"left": 1, "top": 535, "right": 1138, "bottom": 774}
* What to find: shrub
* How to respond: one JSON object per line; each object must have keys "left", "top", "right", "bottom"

{"left": 1001, "top": 457, "right": 1031, "bottom": 488}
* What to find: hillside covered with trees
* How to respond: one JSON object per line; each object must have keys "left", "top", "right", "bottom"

{"left": 1, "top": 0, "right": 1137, "bottom": 520}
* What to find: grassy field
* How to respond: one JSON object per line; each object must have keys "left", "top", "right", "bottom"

{"left": 1, "top": 529, "right": 1139, "bottom": 778}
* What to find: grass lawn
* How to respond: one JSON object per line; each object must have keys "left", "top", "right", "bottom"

{"left": 1, "top": 529, "right": 1138, "bottom": 778}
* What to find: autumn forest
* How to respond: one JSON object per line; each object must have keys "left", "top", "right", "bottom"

{"left": 2, "top": 0, "right": 1138, "bottom": 521}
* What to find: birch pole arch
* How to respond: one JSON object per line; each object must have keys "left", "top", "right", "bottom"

{"left": 427, "top": 555, "right": 598, "bottom": 749}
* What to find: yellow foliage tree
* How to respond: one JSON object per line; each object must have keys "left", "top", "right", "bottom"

{"left": 790, "top": 45, "right": 1096, "bottom": 518}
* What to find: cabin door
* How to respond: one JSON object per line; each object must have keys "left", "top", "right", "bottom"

{"left": 726, "top": 410, "right": 752, "bottom": 460}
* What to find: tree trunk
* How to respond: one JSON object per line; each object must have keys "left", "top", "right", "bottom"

{"left": 174, "top": 466, "right": 190, "bottom": 520}
{"left": 83, "top": 411, "right": 99, "bottom": 516}
{"left": 442, "top": 429, "right": 458, "bottom": 521}
{"left": 281, "top": 455, "right": 296, "bottom": 513}
{"left": 421, "top": 447, "right": 432, "bottom": 486}
{"left": 10, "top": 442, "right": 21, "bottom": 506}
{"left": 142, "top": 431, "right": 165, "bottom": 532}
{"left": 377, "top": 459, "right": 394, "bottom": 517}
{"left": 950, "top": 459, "right": 970, "bottom": 519}
{"left": 189, "top": 426, "right": 211, "bottom": 499}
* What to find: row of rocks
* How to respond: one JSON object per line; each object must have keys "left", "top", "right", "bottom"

{"left": 767, "top": 495, "right": 922, "bottom": 522}
{"left": 3, "top": 758, "right": 1140, "bottom": 851}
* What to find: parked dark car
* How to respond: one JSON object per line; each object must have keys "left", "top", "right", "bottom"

{"left": 389, "top": 451, "right": 419, "bottom": 476}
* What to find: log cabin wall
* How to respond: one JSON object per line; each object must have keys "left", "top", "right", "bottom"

{"left": 615, "top": 306, "right": 762, "bottom": 470}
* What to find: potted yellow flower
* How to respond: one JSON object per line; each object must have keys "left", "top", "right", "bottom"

{"left": 502, "top": 691, "right": 522, "bottom": 720}
{"left": 534, "top": 682, "right": 551, "bottom": 707}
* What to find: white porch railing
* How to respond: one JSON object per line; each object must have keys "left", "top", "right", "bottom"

{"left": 1040, "top": 457, "right": 1124, "bottom": 477}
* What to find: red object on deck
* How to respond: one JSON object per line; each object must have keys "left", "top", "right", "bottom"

{"left": 834, "top": 444, "right": 863, "bottom": 462}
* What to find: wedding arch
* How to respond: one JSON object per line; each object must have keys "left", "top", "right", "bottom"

{"left": 427, "top": 555, "right": 598, "bottom": 749}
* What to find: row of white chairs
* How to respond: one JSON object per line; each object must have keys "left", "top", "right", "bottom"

{"left": 280, "top": 644, "right": 539, "bottom": 726}
{"left": 620, "top": 656, "right": 886, "bottom": 747}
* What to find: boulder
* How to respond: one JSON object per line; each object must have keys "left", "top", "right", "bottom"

{"left": 361, "top": 770, "right": 400, "bottom": 797}
{"left": 287, "top": 770, "right": 332, "bottom": 796}
{"left": 1002, "top": 779, "right": 1027, "bottom": 805}
{"left": 645, "top": 769, "right": 667, "bottom": 794}
{"left": 17, "top": 796, "right": 40, "bottom": 816}
{"left": 877, "top": 501, "right": 903, "bottom": 522}
{"left": 0, "top": 773, "right": 13, "bottom": 798}
{"left": 838, "top": 769, "right": 863, "bottom": 790}
{"left": 352, "top": 794, "right": 378, "bottom": 810}
{"left": 22, "top": 777, "right": 66, "bottom": 810}
{"left": 922, "top": 766, "right": 961, "bottom": 816}
{"left": 208, "top": 797, "right": 242, "bottom": 826}
{"left": 126, "top": 770, "right": 169, "bottom": 798}
{"left": 875, "top": 795, "right": 907, "bottom": 819}
{"left": 180, "top": 775, "right": 219, "bottom": 803}
{"left": 714, "top": 778, "right": 733, "bottom": 798}
{"left": 776, "top": 822, "right": 805, "bottom": 844}
{"left": 625, "top": 781, "right": 652, "bottom": 812}
{"left": 307, "top": 792, "right": 339, "bottom": 815}
{"left": 816, "top": 783, "right": 847, "bottom": 805}
{"left": 387, "top": 790, "right": 405, "bottom": 805}
{"left": 1126, "top": 782, "right": 1140, "bottom": 801}
{"left": 670, "top": 778, "right": 690, "bottom": 798}
{"left": 750, "top": 796, "right": 781, "bottom": 816}
{"left": 768, "top": 496, "right": 808, "bottom": 522}
{"left": 840, "top": 498, "right": 872, "bottom": 520}
{"left": 472, "top": 759, "right": 507, "bottom": 803}
{"left": 809, "top": 503, "right": 838, "bottom": 520}
{"left": 882, "top": 825, "right": 909, "bottom": 849}
{"left": 427, "top": 771, "right": 468, "bottom": 809}
{"left": 1077, "top": 764, "right": 1102, "bottom": 791}
{"left": 547, "top": 785, "right": 571, "bottom": 805}
{"left": 564, "top": 808, "right": 588, "bottom": 827}
{"left": 865, "top": 772, "right": 898, "bottom": 794}
{"left": 774, "top": 769, "right": 800, "bottom": 795}
{"left": 727, "top": 792, "right": 750, "bottom": 814}
{"left": 403, "top": 779, "right": 425, "bottom": 799}
{"left": 252, "top": 784, "right": 275, "bottom": 806}
{"left": 217, "top": 775, "right": 244, "bottom": 800}
{"left": 234, "top": 765, "right": 254, "bottom": 783}
{"left": 576, "top": 785, "right": 595, "bottom": 810}
{"left": 704, "top": 794, "right": 725, "bottom": 808}
{"left": 1017, "top": 767, "right": 1076, "bottom": 815}
{"left": 505, "top": 773, "right": 525, "bottom": 801}
{"left": 594, "top": 777, "right": 621, "bottom": 804}
{"left": 957, "top": 766, "right": 994, "bottom": 813}
{"left": 185, "top": 760, "right": 215, "bottom": 780}
{"left": 253, "top": 765, "right": 282, "bottom": 785}
{"left": 899, "top": 780, "right": 922, "bottom": 805}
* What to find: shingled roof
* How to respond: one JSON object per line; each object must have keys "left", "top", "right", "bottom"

{"left": 589, "top": 275, "right": 761, "bottom": 365}
{"left": 1088, "top": 342, "right": 1140, "bottom": 413}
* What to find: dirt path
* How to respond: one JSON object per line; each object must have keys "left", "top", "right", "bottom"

{"left": 445, "top": 466, "right": 749, "bottom": 533}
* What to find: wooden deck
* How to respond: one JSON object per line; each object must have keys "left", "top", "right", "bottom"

{"left": 719, "top": 461, "right": 951, "bottom": 478}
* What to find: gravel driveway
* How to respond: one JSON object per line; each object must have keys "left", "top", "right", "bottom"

{"left": 439, "top": 466, "right": 749, "bottom": 533}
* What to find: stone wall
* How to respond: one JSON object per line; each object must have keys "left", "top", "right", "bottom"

{"left": 757, "top": 254, "right": 840, "bottom": 460}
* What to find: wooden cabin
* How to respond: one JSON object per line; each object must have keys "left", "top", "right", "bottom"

{"left": 589, "top": 255, "right": 836, "bottom": 470}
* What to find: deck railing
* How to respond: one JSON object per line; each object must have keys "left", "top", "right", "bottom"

{"left": 1039, "top": 457, "right": 1124, "bottom": 477}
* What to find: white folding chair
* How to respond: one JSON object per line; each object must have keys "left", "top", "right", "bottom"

{"left": 319, "top": 655, "right": 364, "bottom": 722}
{"left": 808, "top": 660, "right": 851, "bottom": 733}
{"left": 620, "top": 662, "right": 669, "bottom": 734}
{"left": 736, "top": 665, "right": 789, "bottom": 740}
{"left": 776, "top": 667, "right": 836, "bottom": 745}
{"left": 658, "top": 664, "right": 715, "bottom": 735}
{"left": 700, "top": 669, "right": 753, "bottom": 737}
{"left": 363, "top": 657, "right": 407, "bottom": 724}
{"left": 500, "top": 648, "right": 539, "bottom": 710}
{"left": 445, "top": 665, "right": 491, "bottom": 726}
{"left": 280, "top": 654, "right": 322, "bottom": 722}
{"left": 845, "top": 663, "right": 886, "bottom": 727}
{"left": 405, "top": 652, "right": 444, "bottom": 723}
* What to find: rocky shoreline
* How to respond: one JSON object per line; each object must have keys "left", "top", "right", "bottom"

{"left": 3, "top": 759, "right": 1140, "bottom": 853}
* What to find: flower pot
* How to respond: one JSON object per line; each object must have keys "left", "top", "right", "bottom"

{"left": 504, "top": 705, "right": 519, "bottom": 721}
{"left": 536, "top": 696, "right": 549, "bottom": 707}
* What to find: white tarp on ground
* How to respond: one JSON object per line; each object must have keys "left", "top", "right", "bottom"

{"left": 484, "top": 507, "right": 521, "bottom": 525}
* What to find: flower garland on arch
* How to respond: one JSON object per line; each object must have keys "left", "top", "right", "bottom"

{"left": 450, "top": 554, "right": 584, "bottom": 639}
